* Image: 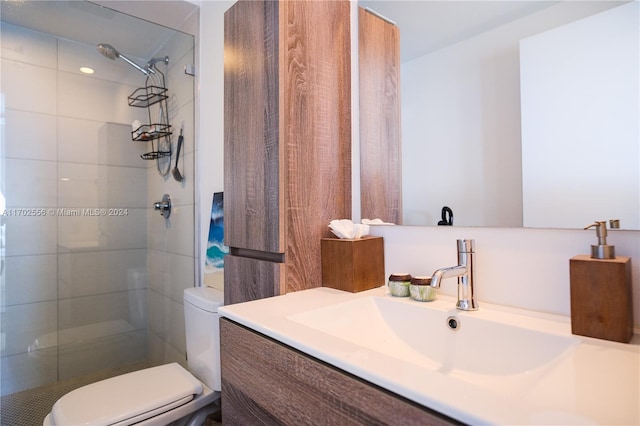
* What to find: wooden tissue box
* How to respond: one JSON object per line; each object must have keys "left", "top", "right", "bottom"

{"left": 321, "top": 236, "right": 385, "bottom": 293}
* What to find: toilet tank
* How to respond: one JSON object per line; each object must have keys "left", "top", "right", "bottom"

{"left": 183, "top": 287, "right": 224, "bottom": 392}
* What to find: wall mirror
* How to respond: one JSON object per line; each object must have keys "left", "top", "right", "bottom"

{"left": 359, "top": 0, "right": 638, "bottom": 230}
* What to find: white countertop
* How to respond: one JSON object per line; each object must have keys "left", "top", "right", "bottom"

{"left": 218, "top": 286, "right": 639, "bottom": 425}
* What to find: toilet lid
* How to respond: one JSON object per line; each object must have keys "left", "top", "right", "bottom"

{"left": 51, "top": 363, "right": 203, "bottom": 426}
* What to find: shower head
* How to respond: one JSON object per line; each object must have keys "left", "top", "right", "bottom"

{"left": 97, "top": 43, "right": 119, "bottom": 60}
{"left": 96, "top": 43, "right": 153, "bottom": 76}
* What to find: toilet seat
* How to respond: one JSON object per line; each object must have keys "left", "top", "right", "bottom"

{"left": 49, "top": 363, "right": 202, "bottom": 426}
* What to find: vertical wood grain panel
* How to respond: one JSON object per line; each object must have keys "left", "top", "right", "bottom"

{"left": 359, "top": 8, "right": 402, "bottom": 224}
{"left": 224, "top": 0, "right": 283, "bottom": 253}
{"left": 223, "top": 254, "right": 284, "bottom": 306}
{"left": 224, "top": 0, "right": 353, "bottom": 303}
{"left": 283, "top": 0, "right": 352, "bottom": 294}
{"left": 221, "top": 318, "right": 458, "bottom": 425}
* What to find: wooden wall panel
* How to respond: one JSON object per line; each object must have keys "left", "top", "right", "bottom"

{"left": 224, "top": 0, "right": 283, "bottom": 253}
{"left": 359, "top": 8, "right": 402, "bottom": 224}
{"left": 282, "top": 0, "right": 352, "bottom": 293}
{"left": 221, "top": 318, "right": 458, "bottom": 425}
{"left": 223, "top": 254, "right": 284, "bottom": 306}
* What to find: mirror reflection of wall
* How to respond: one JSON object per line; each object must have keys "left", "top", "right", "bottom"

{"left": 360, "top": 1, "right": 638, "bottom": 229}
{"left": 520, "top": 2, "right": 638, "bottom": 230}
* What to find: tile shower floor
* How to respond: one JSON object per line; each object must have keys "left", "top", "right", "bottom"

{"left": 0, "top": 361, "right": 149, "bottom": 426}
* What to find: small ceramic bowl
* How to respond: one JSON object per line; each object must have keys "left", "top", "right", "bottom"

{"left": 409, "top": 276, "right": 437, "bottom": 302}
{"left": 387, "top": 273, "right": 412, "bottom": 297}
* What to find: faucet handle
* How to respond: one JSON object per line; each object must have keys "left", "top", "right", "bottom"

{"left": 457, "top": 239, "right": 475, "bottom": 253}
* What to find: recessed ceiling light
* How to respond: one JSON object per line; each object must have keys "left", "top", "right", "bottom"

{"left": 80, "top": 67, "right": 94, "bottom": 74}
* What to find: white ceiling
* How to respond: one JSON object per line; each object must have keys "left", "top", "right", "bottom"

{"left": 358, "top": 0, "right": 564, "bottom": 62}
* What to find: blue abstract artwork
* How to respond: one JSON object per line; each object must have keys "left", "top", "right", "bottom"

{"left": 206, "top": 192, "right": 229, "bottom": 271}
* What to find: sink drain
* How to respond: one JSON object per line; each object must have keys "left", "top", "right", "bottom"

{"left": 447, "top": 316, "right": 460, "bottom": 330}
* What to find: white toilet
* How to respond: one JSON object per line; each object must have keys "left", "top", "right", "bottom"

{"left": 43, "top": 287, "right": 224, "bottom": 426}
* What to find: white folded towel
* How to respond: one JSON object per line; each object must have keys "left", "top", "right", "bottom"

{"left": 362, "top": 218, "right": 395, "bottom": 225}
{"left": 328, "top": 219, "right": 370, "bottom": 239}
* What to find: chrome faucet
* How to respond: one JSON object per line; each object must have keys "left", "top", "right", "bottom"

{"left": 429, "top": 239, "right": 478, "bottom": 311}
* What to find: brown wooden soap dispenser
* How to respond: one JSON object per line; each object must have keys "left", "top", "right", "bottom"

{"left": 569, "top": 221, "right": 633, "bottom": 343}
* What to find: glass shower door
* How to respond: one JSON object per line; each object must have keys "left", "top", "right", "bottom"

{"left": 0, "top": 0, "right": 196, "bottom": 396}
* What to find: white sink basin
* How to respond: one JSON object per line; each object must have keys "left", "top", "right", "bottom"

{"left": 288, "top": 295, "right": 579, "bottom": 377}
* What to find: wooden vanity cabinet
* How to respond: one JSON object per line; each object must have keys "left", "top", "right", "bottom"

{"left": 220, "top": 318, "right": 459, "bottom": 425}
{"left": 223, "top": 0, "right": 352, "bottom": 305}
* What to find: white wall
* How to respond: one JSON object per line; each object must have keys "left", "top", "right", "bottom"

{"left": 370, "top": 225, "right": 640, "bottom": 329}
{"left": 521, "top": 2, "right": 639, "bottom": 229}
{"left": 400, "top": 1, "right": 623, "bottom": 227}
{"left": 197, "top": 0, "right": 235, "bottom": 291}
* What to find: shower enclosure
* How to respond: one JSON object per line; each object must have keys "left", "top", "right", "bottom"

{"left": 0, "top": 1, "right": 196, "bottom": 396}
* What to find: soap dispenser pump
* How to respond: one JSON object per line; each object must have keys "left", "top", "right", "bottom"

{"left": 569, "top": 220, "right": 632, "bottom": 343}
{"left": 584, "top": 221, "right": 615, "bottom": 259}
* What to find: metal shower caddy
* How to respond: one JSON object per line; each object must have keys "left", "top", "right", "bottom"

{"left": 128, "top": 58, "right": 172, "bottom": 160}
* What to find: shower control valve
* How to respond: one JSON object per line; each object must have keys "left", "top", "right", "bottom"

{"left": 153, "top": 194, "right": 171, "bottom": 219}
